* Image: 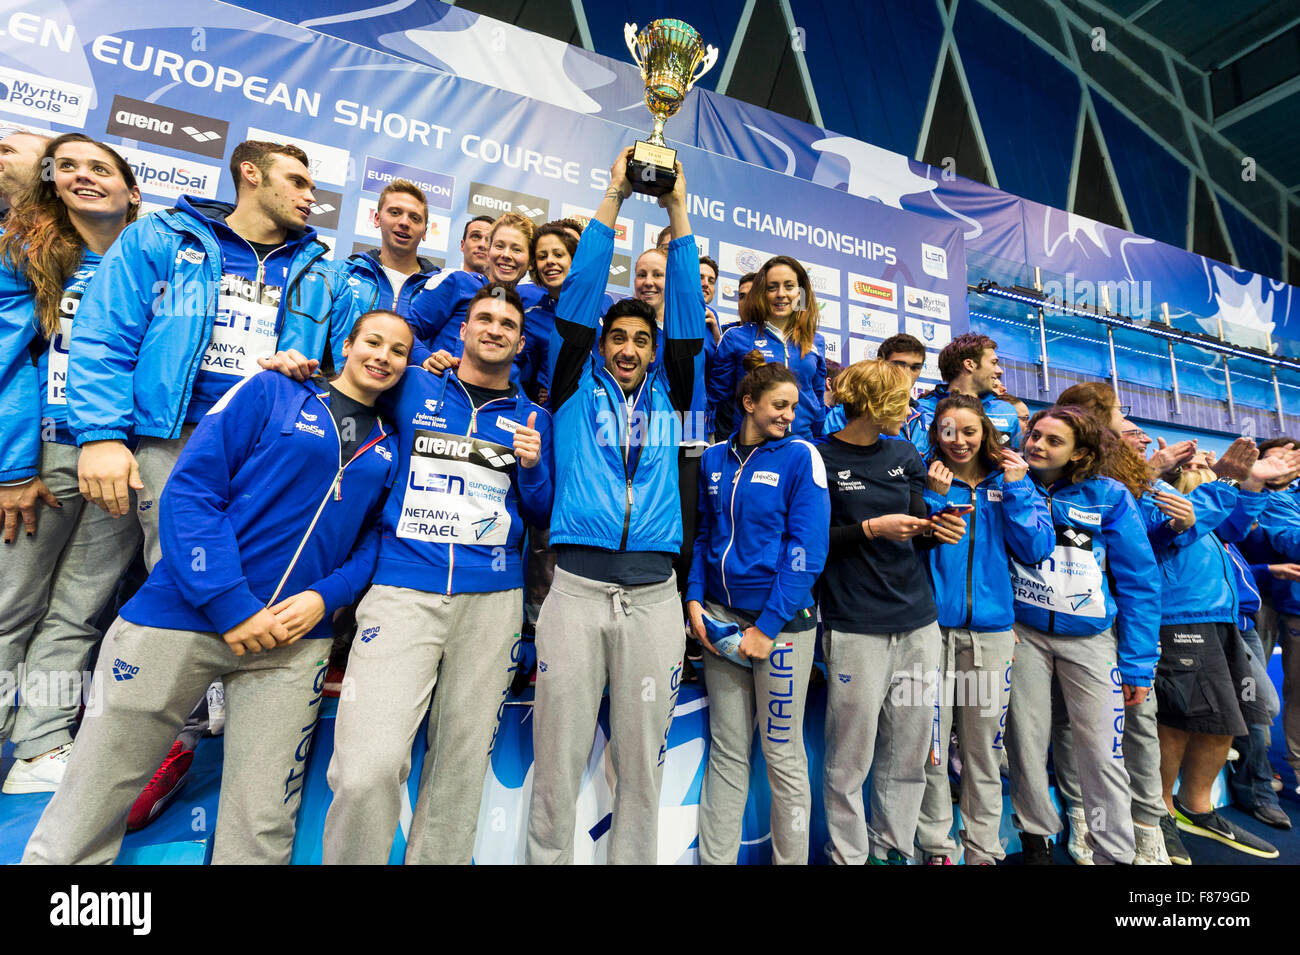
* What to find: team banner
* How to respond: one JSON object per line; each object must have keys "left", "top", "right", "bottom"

{"left": 0, "top": 0, "right": 967, "bottom": 387}
{"left": 248, "top": 0, "right": 1300, "bottom": 354}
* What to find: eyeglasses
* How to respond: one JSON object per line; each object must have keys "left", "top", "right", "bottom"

{"left": 1118, "top": 404, "right": 1131, "bottom": 416}
{"left": 1120, "top": 428, "right": 1147, "bottom": 439}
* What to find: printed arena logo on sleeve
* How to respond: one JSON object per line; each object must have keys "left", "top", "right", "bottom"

{"left": 398, "top": 429, "right": 516, "bottom": 545}
{"left": 0, "top": 66, "right": 90, "bottom": 127}
{"left": 1011, "top": 526, "right": 1105, "bottom": 617}
{"left": 106, "top": 94, "right": 228, "bottom": 158}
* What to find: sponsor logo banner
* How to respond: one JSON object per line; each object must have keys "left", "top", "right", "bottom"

{"left": 608, "top": 252, "right": 631, "bottom": 287}
{"left": 848, "top": 336, "right": 874, "bottom": 364}
{"left": 904, "top": 285, "right": 950, "bottom": 321}
{"left": 816, "top": 299, "right": 841, "bottom": 331}
{"left": 921, "top": 242, "right": 948, "bottom": 280}
{"left": 906, "top": 315, "right": 950, "bottom": 349}
{"left": 106, "top": 94, "right": 228, "bottom": 158}
{"left": 847, "top": 272, "right": 897, "bottom": 308}
{"left": 467, "top": 181, "right": 548, "bottom": 224}
{"left": 0, "top": 67, "right": 89, "bottom": 127}
{"left": 850, "top": 306, "right": 897, "bottom": 340}
{"left": 308, "top": 187, "right": 343, "bottom": 231}
{"left": 822, "top": 333, "right": 842, "bottom": 364}
{"left": 719, "top": 240, "right": 772, "bottom": 278}
{"left": 562, "top": 202, "right": 632, "bottom": 250}
{"left": 362, "top": 155, "right": 454, "bottom": 209}
{"left": 246, "top": 125, "right": 349, "bottom": 185}
{"left": 115, "top": 144, "right": 220, "bottom": 200}
{"left": 804, "top": 261, "right": 840, "bottom": 300}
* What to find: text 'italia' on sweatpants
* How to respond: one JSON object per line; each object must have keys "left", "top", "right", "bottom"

{"left": 698, "top": 601, "right": 815, "bottom": 866}
{"left": 916, "top": 627, "right": 1015, "bottom": 864}
{"left": 1006, "top": 623, "right": 1135, "bottom": 864}
{"left": 0, "top": 441, "right": 140, "bottom": 758}
{"left": 823, "top": 623, "right": 941, "bottom": 865}
{"left": 526, "top": 566, "right": 683, "bottom": 865}
{"left": 322, "top": 584, "right": 522, "bottom": 865}
{"left": 22, "top": 617, "right": 327, "bottom": 865}
{"left": 1051, "top": 677, "right": 1165, "bottom": 827}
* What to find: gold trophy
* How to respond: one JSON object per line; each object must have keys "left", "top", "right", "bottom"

{"left": 624, "top": 19, "right": 718, "bottom": 196}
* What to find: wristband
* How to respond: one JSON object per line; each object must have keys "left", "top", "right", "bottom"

{"left": 865, "top": 517, "right": 874, "bottom": 539}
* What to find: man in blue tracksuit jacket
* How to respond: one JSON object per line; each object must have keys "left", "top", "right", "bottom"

{"left": 526, "top": 148, "right": 704, "bottom": 865}
{"left": 68, "top": 141, "right": 359, "bottom": 570}
{"left": 25, "top": 350, "right": 402, "bottom": 865}
{"left": 322, "top": 284, "right": 554, "bottom": 866}
{"left": 908, "top": 334, "right": 1021, "bottom": 456}
{"left": 336, "top": 179, "right": 440, "bottom": 320}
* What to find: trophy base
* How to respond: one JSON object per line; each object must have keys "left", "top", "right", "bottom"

{"left": 628, "top": 140, "right": 676, "bottom": 197}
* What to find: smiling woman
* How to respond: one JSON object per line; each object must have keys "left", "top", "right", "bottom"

{"left": 0, "top": 133, "right": 144, "bottom": 795}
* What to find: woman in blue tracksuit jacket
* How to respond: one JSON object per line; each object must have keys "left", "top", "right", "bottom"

{"left": 914, "top": 394, "right": 1053, "bottom": 865}
{"left": 685, "top": 353, "right": 829, "bottom": 865}
{"left": 1005, "top": 405, "right": 1160, "bottom": 865}
{"left": 24, "top": 311, "right": 408, "bottom": 865}
{"left": 0, "top": 134, "right": 146, "bottom": 795}
{"left": 707, "top": 255, "right": 826, "bottom": 441}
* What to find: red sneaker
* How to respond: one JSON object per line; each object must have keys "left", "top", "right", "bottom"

{"left": 127, "top": 741, "right": 193, "bottom": 831}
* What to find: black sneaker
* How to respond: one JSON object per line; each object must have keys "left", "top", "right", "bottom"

{"left": 1159, "top": 814, "right": 1191, "bottom": 865}
{"left": 1172, "top": 795, "right": 1279, "bottom": 859}
{"left": 1252, "top": 804, "right": 1292, "bottom": 830}
{"left": 1019, "top": 833, "right": 1054, "bottom": 865}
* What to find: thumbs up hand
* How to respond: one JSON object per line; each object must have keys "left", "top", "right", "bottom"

{"left": 514, "top": 411, "right": 542, "bottom": 469}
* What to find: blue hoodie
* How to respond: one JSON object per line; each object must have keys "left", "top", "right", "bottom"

{"left": 909, "top": 384, "right": 1022, "bottom": 456}
{"left": 337, "top": 250, "right": 439, "bottom": 318}
{"left": 0, "top": 251, "right": 102, "bottom": 481}
{"left": 822, "top": 395, "right": 920, "bottom": 443}
{"left": 67, "top": 196, "right": 358, "bottom": 445}
{"left": 1138, "top": 478, "right": 1259, "bottom": 626}
{"left": 708, "top": 321, "right": 826, "bottom": 441}
{"left": 923, "top": 470, "right": 1054, "bottom": 632}
{"left": 685, "top": 433, "right": 830, "bottom": 638}
{"left": 370, "top": 367, "right": 553, "bottom": 595}
{"left": 1010, "top": 475, "right": 1160, "bottom": 687}
{"left": 546, "top": 220, "right": 704, "bottom": 554}
{"left": 121, "top": 371, "right": 397, "bottom": 638}
{"left": 1238, "top": 490, "right": 1300, "bottom": 615}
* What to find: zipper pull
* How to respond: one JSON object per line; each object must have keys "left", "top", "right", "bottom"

{"left": 334, "top": 470, "right": 343, "bottom": 502}
{"left": 626, "top": 479, "right": 634, "bottom": 508}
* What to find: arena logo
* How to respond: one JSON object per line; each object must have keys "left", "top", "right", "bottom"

{"left": 903, "top": 286, "right": 950, "bottom": 321}
{"left": 114, "top": 145, "right": 220, "bottom": 201}
{"left": 362, "top": 156, "right": 454, "bottom": 210}
{"left": 0, "top": 67, "right": 89, "bottom": 127}
{"left": 466, "top": 181, "right": 549, "bottom": 224}
{"left": 106, "top": 95, "right": 228, "bottom": 159}
{"left": 308, "top": 188, "right": 343, "bottom": 231}
{"left": 608, "top": 253, "right": 632, "bottom": 287}
{"left": 847, "top": 272, "right": 897, "bottom": 308}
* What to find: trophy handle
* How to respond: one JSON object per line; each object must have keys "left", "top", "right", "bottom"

{"left": 687, "top": 44, "right": 720, "bottom": 91}
{"left": 624, "top": 23, "right": 642, "bottom": 69}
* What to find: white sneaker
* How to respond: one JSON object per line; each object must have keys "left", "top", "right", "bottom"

{"left": 2, "top": 742, "right": 73, "bottom": 794}
{"left": 1133, "top": 821, "right": 1171, "bottom": 865}
{"left": 206, "top": 680, "right": 226, "bottom": 736}
{"left": 1067, "top": 806, "right": 1094, "bottom": 865}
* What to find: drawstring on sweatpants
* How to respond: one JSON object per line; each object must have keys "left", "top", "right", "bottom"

{"left": 607, "top": 586, "right": 630, "bottom": 617}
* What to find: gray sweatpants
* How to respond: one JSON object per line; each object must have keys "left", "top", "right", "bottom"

{"left": 322, "top": 584, "right": 522, "bottom": 865}
{"left": 0, "top": 442, "right": 140, "bottom": 758}
{"left": 823, "top": 623, "right": 941, "bottom": 864}
{"left": 1052, "top": 684, "right": 1165, "bottom": 826}
{"left": 526, "top": 566, "right": 683, "bottom": 865}
{"left": 916, "top": 627, "right": 1015, "bottom": 864}
{"left": 23, "top": 617, "right": 328, "bottom": 865}
{"left": 1006, "top": 624, "right": 1135, "bottom": 864}
{"left": 698, "top": 601, "right": 815, "bottom": 865}
{"left": 133, "top": 424, "right": 196, "bottom": 571}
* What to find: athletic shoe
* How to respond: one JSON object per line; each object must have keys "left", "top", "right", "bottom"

{"left": 924, "top": 854, "right": 953, "bottom": 865}
{"left": 1227, "top": 747, "right": 1240, "bottom": 762}
{"left": 1251, "top": 804, "right": 1291, "bottom": 830}
{"left": 1272, "top": 774, "right": 1284, "bottom": 792}
{"left": 1, "top": 742, "right": 73, "bottom": 794}
{"left": 1019, "top": 833, "right": 1054, "bottom": 865}
{"left": 867, "top": 848, "right": 909, "bottom": 865}
{"left": 1160, "top": 814, "right": 1191, "bottom": 865}
{"left": 127, "top": 741, "right": 193, "bottom": 831}
{"left": 1172, "top": 795, "right": 1279, "bottom": 860}
{"left": 1066, "top": 806, "right": 1093, "bottom": 865}
{"left": 205, "top": 680, "right": 225, "bottom": 736}
{"left": 1133, "top": 821, "right": 1171, "bottom": 865}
